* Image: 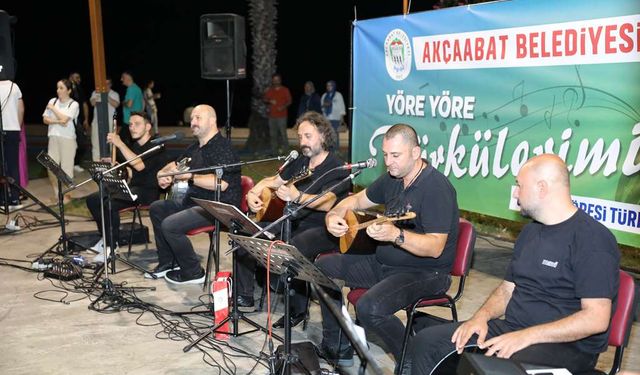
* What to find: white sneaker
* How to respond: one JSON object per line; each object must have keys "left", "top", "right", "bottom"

{"left": 7, "top": 204, "right": 23, "bottom": 213}
{"left": 74, "top": 165, "right": 85, "bottom": 172}
{"left": 90, "top": 239, "right": 104, "bottom": 253}
{"left": 90, "top": 245, "right": 117, "bottom": 263}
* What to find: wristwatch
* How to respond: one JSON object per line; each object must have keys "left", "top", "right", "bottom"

{"left": 394, "top": 228, "right": 405, "bottom": 246}
{"left": 188, "top": 175, "right": 195, "bottom": 186}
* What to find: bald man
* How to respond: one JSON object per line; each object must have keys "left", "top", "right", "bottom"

{"left": 149, "top": 104, "right": 241, "bottom": 284}
{"left": 409, "top": 154, "right": 620, "bottom": 374}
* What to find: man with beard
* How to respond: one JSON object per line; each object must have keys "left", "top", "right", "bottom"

{"left": 148, "top": 104, "right": 241, "bottom": 285}
{"left": 86, "top": 111, "right": 165, "bottom": 262}
{"left": 409, "top": 154, "right": 620, "bottom": 375}
{"left": 241, "top": 111, "right": 349, "bottom": 327}
{"left": 318, "top": 124, "right": 459, "bottom": 369}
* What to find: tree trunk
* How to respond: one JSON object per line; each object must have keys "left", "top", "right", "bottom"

{"left": 246, "top": 0, "right": 278, "bottom": 153}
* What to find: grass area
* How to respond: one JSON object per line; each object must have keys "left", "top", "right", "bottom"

{"left": 29, "top": 154, "right": 640, "bottom": 272}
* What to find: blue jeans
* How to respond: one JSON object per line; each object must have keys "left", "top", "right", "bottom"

{"left": 316, "top": 253, "right": 451, "bottom": 361}
{"left": 410, "top": 319, "right": 599, "bottom": 374}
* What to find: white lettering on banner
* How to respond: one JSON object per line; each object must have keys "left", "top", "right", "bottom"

{"left": 386, "top": 90, "right": 475, "bottom": 119}
{"left": 367, "top": 123, "right": 639, "bottom": 178}
{"left": 413, "top": 14, "right": 640, "bottom": 70}
{"left": 508, "top": 190, "right": 640, "bottom": 235}
{"left": 386, "top": 90, "right": 426, "bottom": 117}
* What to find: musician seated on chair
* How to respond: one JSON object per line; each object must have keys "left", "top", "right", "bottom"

{"left": 318, "top": 123, "right": 459, "bottom": 369}
{"left": 240, "top": 111, "right": 350, "bottom": 325}
{"left": 148, "top": 104, "right": 241, "bottom": 285}
{"left": 86, "top": 111, "right": 165, "bottom": 263}
{"left": 409, "top": 154, "right": 620, "bottom": 375}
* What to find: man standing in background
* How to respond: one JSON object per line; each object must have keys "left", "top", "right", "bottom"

{"left": 120, "top": 71, "right": 144, "bottom": 144}
{"left": 0, "top": 79, "right": 25, "bottom": 210}
{"left": 69, "top": 72, "right": 90, "bottom": 173}
{"left": 89, "top": 78, "right": 120, "bottom": 161}
{"left": 263, "top": 73, "right": 291, "bottom": 156}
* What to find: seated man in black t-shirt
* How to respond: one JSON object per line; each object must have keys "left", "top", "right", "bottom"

{"left": 320, "top": 124, "right": 459, "bottom": 368}
{"left": 241, "top": 111, "right": 349, "bottom": 327}
{"left": 86, "top": 111, "right": 165, "bottom": 262}
{"left": 149, "top": 104, "right": 241, "bottom": 285}
{"left": 409, "top": 154, "right": 620, "bottom": 375}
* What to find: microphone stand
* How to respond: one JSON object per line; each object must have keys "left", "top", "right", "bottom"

{"left": 157, "top": 155, "right": 288, "bottom": 178}
{"left": 87, "top": 145, "right": 163, "bottom": 285}
{"left": 184, "top": 169, "right": 361, "bottom": 373}
{"left": 224, "top": 169, "right": 361, "bottom": 375}
{"left": 76, "top": 145, "right": 164, "bottom": 302}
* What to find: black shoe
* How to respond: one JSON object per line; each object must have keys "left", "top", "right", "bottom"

{"left": 236, "top": 295, "right": 255, "bottom": 312}
{"left": 272, "top": 312, "right": 306, "bottom": 329}
{"left": 165, "top": 268, "right": 205, "bottom": 285}
{"left": 317, "top": 344, "right": 354, "bottom": 367}
{"left": 144, "top": 263, "right": 180, "bottom": 279}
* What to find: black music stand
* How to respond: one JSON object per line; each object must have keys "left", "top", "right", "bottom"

{"left": 227, "top": 234, "right": 340, "bottom": 375}
{"left": 180, "top": 199, "right": 275, "bottom": 341}
{"left": 81, "top": 152, "right": 158, "bottom": 302}
{"left": 35, "top": 151, "right": 82, "bottom": 258}
{"left": 193, "top": 196, "right": 275, "bottom": 286}
{"left": 311, "top": 283, "right": 384, "bottom": 375}
{"left": 86, "top": 162, "right": 151, "bottom": 275}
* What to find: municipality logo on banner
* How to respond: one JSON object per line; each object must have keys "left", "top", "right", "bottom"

{"left": 384, "top": 29, "right": 412, "bottom": 81}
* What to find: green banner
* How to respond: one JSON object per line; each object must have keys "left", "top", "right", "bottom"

{"left": 352, "top": 0, "right": 640, "bottom": 246}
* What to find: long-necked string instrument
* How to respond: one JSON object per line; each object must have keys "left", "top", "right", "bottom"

{"left": 253, "top": 169, "right": 312, "bottom": 222}
{"left": 339, "top": 210, "right": 416, "bottom": 253}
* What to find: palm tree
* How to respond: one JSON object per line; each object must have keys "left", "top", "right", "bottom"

{"left": 245, "top": 0, "right": 278, "bottom": 154}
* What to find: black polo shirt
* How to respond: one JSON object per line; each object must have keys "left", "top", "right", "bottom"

{"left": 177, "top": 132, "right": 241, "bottom": 208}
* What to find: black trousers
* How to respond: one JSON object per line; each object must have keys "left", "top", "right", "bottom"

{"left": 409, "top": 319, "right": 599, "bottom": 375}
{"left": 316, "top": 253, "right": 451, "bottom": 362}
{"left": 236, "top": 223, "right": 339, "bottom": 313}
{"left": 1, "top": 131, "right": 21, "bottom": 203}
{"left": 74, "top": 125, "right": 89, "bottom": 165}
{"left": 86, "top": 186, "right": 157, "bottom": 247}
{"left": 149, "top": 199, "right": 213, "bottom": 278}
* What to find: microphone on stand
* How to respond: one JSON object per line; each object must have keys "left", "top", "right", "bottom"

{"left": 339, "top": 158, "right": 377, "bottom": 170}
{"left": 150, "top": 132, "right": 185, "bottom": 145}
{"left": 277, "top": 150, "right": 299, "bottom": 173}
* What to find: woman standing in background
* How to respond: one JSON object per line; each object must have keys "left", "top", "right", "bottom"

{"left": 42, "top": 79, "right": 79, "bottom": 203}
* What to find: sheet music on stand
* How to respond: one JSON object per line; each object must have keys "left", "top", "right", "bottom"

{"left": 87, "top": 162, "right": 137, "bottom": 202}
{"left": 87, "top": 161, "right": 125, "bottom": 179}
{"left": 36, "top": 151, "right": 73, "bottom": 187}
{"left": 192, "top": 198, "right": 275, "bottom": 240}
{"left": 228, "top": 234, "right": 340, "bottom": 291}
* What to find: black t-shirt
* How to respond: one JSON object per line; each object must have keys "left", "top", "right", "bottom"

{"left": 113, "top": 138, "right": 165, "bottom": 204}
{"left": 279, "top": 151, "right": 349, "bottom": 227}
{"left": 178, "top": 132, "right": 242, "bottom": 208}
{"left": 504, "top": 209, "right": 620, "bottom": 354}
{"left": 365, "top": 162, "right": 459, "bottom": 271}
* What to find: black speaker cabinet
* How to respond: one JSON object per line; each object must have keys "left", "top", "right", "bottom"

{"left": 0, "top": 10, "right": 15, "bottom": 81}
{"left": 200, "top": 13, "right": 246, "bottom": 80}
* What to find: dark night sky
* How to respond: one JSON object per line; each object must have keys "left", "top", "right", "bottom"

{"left": 3, "top": 1, "right": 437, "bottom": 127}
